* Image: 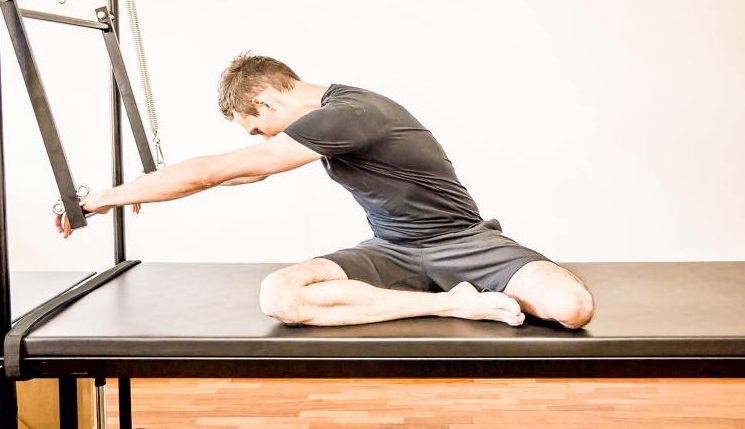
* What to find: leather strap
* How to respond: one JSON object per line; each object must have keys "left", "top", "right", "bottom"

{"left": 3, "top": 260, "right": 140, "bottom": 378}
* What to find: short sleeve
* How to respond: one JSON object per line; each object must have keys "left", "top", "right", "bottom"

{"left": 284, "top": 102, "right": 387, "bottom": 157}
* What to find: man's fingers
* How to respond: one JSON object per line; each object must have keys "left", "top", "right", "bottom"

{"left": 63, "top": 214, "right": 72, "bottom": 239}
{"left": 56, "top": 201, "right": 140, "bottom": 238}
{"left": 54, "top": 213, "right": 72, "bottom": 238}
{"left": 54, "top": 214, "right": 63, "bottom": 232}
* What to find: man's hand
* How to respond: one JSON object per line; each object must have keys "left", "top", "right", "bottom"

{"left": 54, "top": 194, "right": 141, "bottom": 238}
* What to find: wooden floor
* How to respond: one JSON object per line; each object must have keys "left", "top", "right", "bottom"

{"left": 104, "top": 378, "right": 745, "bottom": 429}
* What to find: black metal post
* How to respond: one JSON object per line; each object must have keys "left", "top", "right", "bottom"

{"left": 108, "top": 0, "right": 126, "bottom": 264}
{"left": 0, "top": 21, "right": 19, "bottom": 428}
{"left": 0, "top": 379, "right": 17, "bottom": 428}
{"left": 118, "top": 377, "right": 132, "bottom": 429}
{"left": 107, "top": 2, "right": 134, "bottom": 428}
{"left": 58, "top": 378, "right": 78, "bottom": 429}
{"left": 95, "top": 377, "right": 107, "bottom": 429}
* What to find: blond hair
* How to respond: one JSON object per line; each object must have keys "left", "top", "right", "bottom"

{"left": 217, "top": 52, "right": 300, "bottom": 119}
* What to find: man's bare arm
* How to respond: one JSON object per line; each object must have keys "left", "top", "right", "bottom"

{"left": 55, "top": 134, "right": 321, "bottom": 237}
{"left": 83, "top": 133, "right": 321, "bottom": 212}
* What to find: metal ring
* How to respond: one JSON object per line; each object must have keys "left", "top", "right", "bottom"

{"left": 52, "top": 201, "right": 65, "bottom": 215}
{"left": 52, "top": 183, "right": 89, "bottom": 215}
{"left": 77, "top": 184, "right": 90, "bottom": 197}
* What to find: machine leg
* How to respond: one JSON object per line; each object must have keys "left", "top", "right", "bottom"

{"left": 58, "top": 377, "right": 78, "bottom": 429}
{"left": 95, "top": 377, "right": 108, "bottom": 429}
{"left": 118, "top": 378, "right": 132, "bottom": 429}
{"left": 0, "top": 376, "right": 18, "bottom": 429}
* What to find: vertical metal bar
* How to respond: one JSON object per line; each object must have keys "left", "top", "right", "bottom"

{"left": 107, "top": 1, "right": 126, "bottom": 264}
{"left": 0, "top": 20, "right": 19, "bottom": 429}
{"left": 95, "top": 378, "right": 108, "bottom": 429}
{"left": 0, "top": 23, "right": 9, "bottom": 338}
{"left": 58, "top": 378, "right": 78, "bottom": 429}
{"left": 100, "top": 3, "right": 123, "bottom": 427}
{"left": 0, "top": 0, "right": 87, "bottom": 229}
{"left": 118, "top": 378, "right": 133, "bottom": 429}
{"left": 106, "top": 3, "right": 135, "bottom": 428}
{"left": 97, "top": 7, "right": 156, "bottom": 175}
{"left": 0, "top": 378, "right": 17, "bottom": 429}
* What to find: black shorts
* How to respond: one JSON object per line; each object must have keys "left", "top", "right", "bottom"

{"left": 320, "top": 219, "right": 550, "bottom": 293}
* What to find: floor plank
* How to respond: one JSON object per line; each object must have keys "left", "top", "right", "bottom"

{"left": 104, "top": 378, "right": 745, "bottom": 428}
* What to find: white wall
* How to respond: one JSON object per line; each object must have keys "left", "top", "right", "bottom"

{"left": 2, "top": 0, "right": 744, "bottom": 271}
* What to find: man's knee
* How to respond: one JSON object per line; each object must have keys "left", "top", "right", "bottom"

{"left": 553, "top": 285, "right": 594, "bottom": 329}
{"left": 259, "top": 259, "right": 346, "bottom": 324}
{"left": 505, "top": 261, "right": 594, "bottom": 329}
{"left": 259, "top": 268, "right": 300, "bottom": 324}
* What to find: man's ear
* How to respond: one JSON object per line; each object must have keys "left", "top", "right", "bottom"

{"left": 252, "top": 87, "right": 279, "bottom": 110}
{"left": 251, "top": 96, "right": 268, "bottom": 108}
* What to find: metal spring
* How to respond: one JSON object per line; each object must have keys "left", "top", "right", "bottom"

{"left": 126, "top": 0, "right": 165, "bottom": 167}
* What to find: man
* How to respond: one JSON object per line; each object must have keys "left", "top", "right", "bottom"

{"left": 56, "top": 53, "right": 594, "bottom": 329}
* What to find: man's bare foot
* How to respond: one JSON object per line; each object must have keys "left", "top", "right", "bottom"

{"left": 447, "top": 282, "right": 525, "bottom": 326}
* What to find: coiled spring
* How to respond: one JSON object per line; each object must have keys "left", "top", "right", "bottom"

{"left": 126, "top": 0, "right": 165, "bottom": 168}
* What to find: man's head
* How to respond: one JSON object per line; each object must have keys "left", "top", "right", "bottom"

{"left": 218, "top": 53, "right": 301, "bottom": 135}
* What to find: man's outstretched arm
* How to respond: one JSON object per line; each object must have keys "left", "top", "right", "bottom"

{"left": 56, "top": 133, "right": 321, "bottom": 237}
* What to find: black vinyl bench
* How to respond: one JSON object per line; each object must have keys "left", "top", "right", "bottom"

{"left": 7, "top": 261, "right": 744, "bottom": 381}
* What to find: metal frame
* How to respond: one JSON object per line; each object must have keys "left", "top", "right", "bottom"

{"left": 1, "top": 0, "right": 89, "bottom": 229}
{"left": 19, "top": 356, "right": 745, "bottom": 379}
{"left": 102, "top": 1, "right": 134, "bottom": 424}
{"left": 0, "top": 17, "right": 20, "bottom": 426}
{"left": 0, "top": 0, "right": 155, "bottom": 231}
{"left": 20, "top": 7, "right": 109, "bottom": 30}
{"left": 97, "top": 6, "right": 156, "bottom": 175}
{"left": 0, "top": 0, "right": 150, "bottom": 426}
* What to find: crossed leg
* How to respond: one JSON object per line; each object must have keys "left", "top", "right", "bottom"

{"left": 259, "top": 258, "right": 524, "bottom": 326}
{"left": 259, "top": 258, "right": 593, "bottom": 329}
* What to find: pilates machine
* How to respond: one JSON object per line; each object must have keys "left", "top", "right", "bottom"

{"left": 0, "top": 0, "right": 154, "bottom": 426}
{"left": 1, "top": 1, "right": 744, "bottom": 428}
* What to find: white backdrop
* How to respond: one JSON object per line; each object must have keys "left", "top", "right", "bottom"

{"left": 2, "top": 0, "right": 744, "bottom": 271}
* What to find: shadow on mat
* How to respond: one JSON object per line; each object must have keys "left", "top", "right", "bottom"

{"left": 267, "top": 314, "right": 589, "bottom": 338}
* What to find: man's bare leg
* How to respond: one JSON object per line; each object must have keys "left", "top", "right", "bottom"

{"left": 259, "top": 258, "right": 525, "bottom": 326}
{"left": 502, "top": 261, "right": 594, "bottom": 329}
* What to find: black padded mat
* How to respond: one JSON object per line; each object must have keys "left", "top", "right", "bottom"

{"left": 9, "top": 271, "right": 95, "bottom": 323}
{"left": 20, "top": 262, "right": 745, "bottom": 359}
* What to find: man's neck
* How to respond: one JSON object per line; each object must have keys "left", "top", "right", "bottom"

{"left": 287, "top": 82, "right": 330, "bottom": 117}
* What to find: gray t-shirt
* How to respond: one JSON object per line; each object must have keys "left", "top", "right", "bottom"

{"left": 284, "top": 84, "right": 482, "bottom": 243}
